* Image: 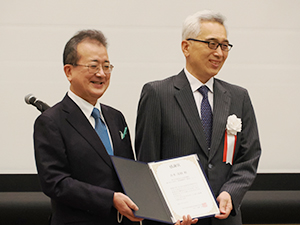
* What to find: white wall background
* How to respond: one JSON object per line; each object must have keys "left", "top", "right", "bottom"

{"left": 1, "top": 0, "right": 299, "bottom": 174}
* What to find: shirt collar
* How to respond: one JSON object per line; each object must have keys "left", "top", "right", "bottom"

{"left": 68, "top": 90, "right": 103, "bottom": 119}
{"left": 184, "top": 67, "right": 214, "bottom": 93}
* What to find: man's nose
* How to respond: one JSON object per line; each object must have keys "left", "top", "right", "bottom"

{"left": 214, "top": 44, "right": 224, "bottom": 56}
{"left": 95, "top": 67, "right": 106, "bottom": 76}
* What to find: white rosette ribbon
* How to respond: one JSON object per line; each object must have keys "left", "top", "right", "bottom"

{"left": 223, "top": 115, "right": 242, "bottom": 165}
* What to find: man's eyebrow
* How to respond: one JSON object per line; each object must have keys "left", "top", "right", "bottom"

{"left": 206, "top": 38, "right": 229, "bottom": 43}
{"left": 90, "top": 59, "right": 110, "bottom": 63}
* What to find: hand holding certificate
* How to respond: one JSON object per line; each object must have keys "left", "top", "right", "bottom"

{"left": 111, "top": 154, "right": 219, "bottom": 224}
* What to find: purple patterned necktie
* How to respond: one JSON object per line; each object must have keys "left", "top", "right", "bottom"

{"left": 198, "top": 85, "right": 213, "bottom": 148}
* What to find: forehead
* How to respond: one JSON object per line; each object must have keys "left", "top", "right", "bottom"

{"left": 198, "top": 21, "right": 227, "bottom": 41}
{"left": 77, "top": 39, "right": 108, "bottom": 60}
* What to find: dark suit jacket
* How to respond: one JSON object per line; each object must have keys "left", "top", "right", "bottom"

{"left": 34, "top": 94, "right": 136, "bottom": 225}
{"left": 135, "top": 70, "right": 261, "bottom": 225}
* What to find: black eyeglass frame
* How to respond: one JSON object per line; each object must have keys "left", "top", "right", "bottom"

{"left": 186, "top": 38, "right": 233, "bottom": 52}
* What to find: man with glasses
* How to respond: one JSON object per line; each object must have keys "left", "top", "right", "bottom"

{"left": 34, "top": 30, "right": 143, "bottom": 225}
{"left": 135, "top": 10, "right": 261, "bottom": 225}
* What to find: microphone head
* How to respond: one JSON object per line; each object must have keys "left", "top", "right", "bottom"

{"left": 24, "top": 94, "right": 36, "bottom": 104}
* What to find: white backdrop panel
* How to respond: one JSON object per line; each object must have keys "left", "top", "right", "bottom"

{"left": 0, "top": 0, "right": 299, "bottom": 173}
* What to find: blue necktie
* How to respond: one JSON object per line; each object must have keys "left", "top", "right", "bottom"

{"left": 198, "top": 85, "right": 213, "bottom": 148}
{"left": 91, "top": 108, "right": 113, "bottom": 155}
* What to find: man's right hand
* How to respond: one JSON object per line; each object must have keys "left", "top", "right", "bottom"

{"left": 113, "top": 192, "right": 143, "bottom": 222}
{"left": 175, "top": 215, "right": 198, "bottom": 225}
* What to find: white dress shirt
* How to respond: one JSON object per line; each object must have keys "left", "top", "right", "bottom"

{"left": 184, "top": 68, "right": 214, "bottom": 118}
{"left": 67, "top": 90, "right": 114, "bottom": 151}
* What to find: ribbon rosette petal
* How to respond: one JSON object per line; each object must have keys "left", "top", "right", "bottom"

{"left": 226, "top": 115, "right": 242, "bottom": 135}
{"left": 223, "top": 114, "right": 242, "bottom": 165}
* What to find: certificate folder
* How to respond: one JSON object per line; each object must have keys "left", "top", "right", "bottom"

{"left": 111, "top": 154, "right": 219, "bottom": 224}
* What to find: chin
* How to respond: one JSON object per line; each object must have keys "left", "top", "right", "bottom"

{"left": 95, "top": 92, "right": 105, "bottom": 99}
{"left": 96, "top": 89, "right": 108, "bottom": 98}
{"left": 210, "top": 70, "right": 220, "bottom": 77}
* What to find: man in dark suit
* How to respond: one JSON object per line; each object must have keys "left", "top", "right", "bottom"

{"left": 34, "top": 30, "right": 143, "bottom": 225}
{"left": 135, "top": 10, "right": 261, "bottom": 225}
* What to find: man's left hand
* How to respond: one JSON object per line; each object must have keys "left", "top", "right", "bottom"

{"left": 215, "top": 191, "right": 232, "bottom": 220}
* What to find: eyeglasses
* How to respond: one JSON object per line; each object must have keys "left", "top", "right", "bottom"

{"left": 187, "top": 38, "right": 233, "bottom": 52}
{"left": 73, "top": 62, "right": 114, "bottom": 74}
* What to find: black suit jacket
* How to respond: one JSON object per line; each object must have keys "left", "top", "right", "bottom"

{"left": 135, "top": 70, "right": 261, "bottom": 225}
{"left": 34, "top": 94, "right": 136, "bottom": 225}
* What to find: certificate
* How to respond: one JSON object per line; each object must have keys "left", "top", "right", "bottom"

{"left": 111, "top": 154, "right": 219, "bottom": 224}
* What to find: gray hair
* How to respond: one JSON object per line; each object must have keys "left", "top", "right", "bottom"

{"left": 182, "top": 10, "right": 226, "bottom": 41}
{"left": 63, "top": 29, "right": 108, "bottom": 65}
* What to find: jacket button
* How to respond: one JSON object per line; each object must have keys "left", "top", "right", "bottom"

{"left": 208, "top": 164, "right": 213, "bottom": 169}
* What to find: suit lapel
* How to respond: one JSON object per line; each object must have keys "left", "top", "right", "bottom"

{"left": 174, "top": 71, "right": 209, "bottom": 156}
{"left": 62, "top": 95, "right": 113, "bottom": 168}
{"left": 209, "top": 79, "right": 231, "bottom": 160}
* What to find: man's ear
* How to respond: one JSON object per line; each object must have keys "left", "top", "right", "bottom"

{"left": 181, "top": 40, "right": 190, "bottom": 57}
{"left": 64, "top": 64, "right": 72, "bottom": 82}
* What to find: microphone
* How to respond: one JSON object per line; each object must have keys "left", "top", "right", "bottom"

{"left": 25, "top": 94, "right": 50, "bottom": 112}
